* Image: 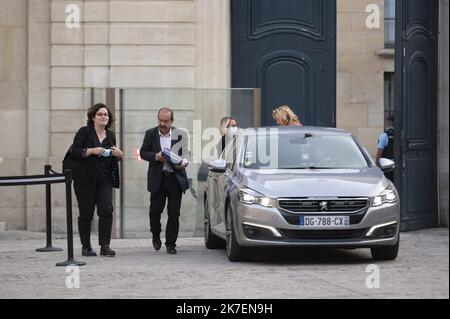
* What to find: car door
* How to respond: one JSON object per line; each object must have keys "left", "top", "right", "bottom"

{"left": 207, "top": 141, "right": 233, "bottom": 236}
{"left": 211, "top": 139, "right": 238, "bottom": 237}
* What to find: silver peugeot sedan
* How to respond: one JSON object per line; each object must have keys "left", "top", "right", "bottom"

{"left": 204, "top": 127, "right": 400, "bottom": 262}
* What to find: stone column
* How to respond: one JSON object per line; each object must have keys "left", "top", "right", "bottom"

{"left": 194, "top": 0, "right": 232, "bottom": 131}
{"left": 336, "top": 0, "right": 385, "bottom": 157}
{"left": 28, "top": 0, "right": 50, "bottom": 158}
{"left": 196, "top": 0, "right": 231, "bottom": 89}
{"left": 0, "top": 0, "right": 28, "bottom": 230}
{"left": 26, "top": 0, "right": 51, "bottom": 231}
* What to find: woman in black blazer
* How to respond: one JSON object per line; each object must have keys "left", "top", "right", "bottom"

{"left": 71, "top": 103, "right": 123, "bottom": 257}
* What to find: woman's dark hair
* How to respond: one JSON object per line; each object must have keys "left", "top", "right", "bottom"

{"left": 87, "top": 103, "right": 115, "bottom": 129}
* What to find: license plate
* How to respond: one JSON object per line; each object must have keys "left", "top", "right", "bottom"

{"left": 300, "top": 216, "right": 350, "bottom": 228}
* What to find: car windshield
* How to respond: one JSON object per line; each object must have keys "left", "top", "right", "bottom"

{"left": 243, "top": 132, "right": 369, "bottom": 169}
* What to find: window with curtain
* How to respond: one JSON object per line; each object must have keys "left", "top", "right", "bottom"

{"left": 384, "top": 73, "right": 395, "bottom": 121}
{"left": 385, "top": 0, "right": 396, "bottom": 48}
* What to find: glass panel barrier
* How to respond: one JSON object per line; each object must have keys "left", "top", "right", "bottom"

{"left": 120, "top": 88, "right": 256, "bottom": 238}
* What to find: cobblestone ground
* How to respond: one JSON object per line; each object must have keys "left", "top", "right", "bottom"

{"left": 0, "top": 228, "right": 448, "bottom": 299}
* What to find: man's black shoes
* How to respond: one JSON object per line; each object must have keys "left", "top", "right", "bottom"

{"left": 100, "top": 245, "right": 116, "bottom": 257}
{"left": 166, "top": 246, "right": 177, "bottom": 254}
{"left": 81, "top": 246, "right": 97, "bottom": 257}
{"left": 152, "top": 238, "right": 162, "bottom": 251}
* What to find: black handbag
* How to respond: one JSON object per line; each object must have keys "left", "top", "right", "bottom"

{"left": 111, "top": 159, "right": 120, "bottom": 189}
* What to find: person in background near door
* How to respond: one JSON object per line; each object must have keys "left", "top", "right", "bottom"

{"left": 71, "top": 103, "right": 124, "bottom": 257}
{"left": 376, "top": 116, "right": 395, "bottom": 182}
{"left": 272, "top": 105, "right": 303, "bottom": 126}
{"left": 217, "top": 116, "right": 238, "bottom": 155}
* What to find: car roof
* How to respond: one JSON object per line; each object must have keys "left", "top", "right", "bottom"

{"left": 239, "top": 126, "right": 353, "bottom": 137}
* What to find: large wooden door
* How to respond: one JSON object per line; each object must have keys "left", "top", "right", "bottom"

{"left": 395, "top": 0, "right": 439, "bottom": 230}
{"left": 232, "top": 0, "right": 336, "bottom": 126}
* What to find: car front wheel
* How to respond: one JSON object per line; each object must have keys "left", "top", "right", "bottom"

{"left": 371, "top": 235, "right": 400, "bottom": 261}
{"left": 204, "top": 197, "right": 224, "bottom": 249}
{"left": 225, "top": 204, "right": 248, "bottom": 262}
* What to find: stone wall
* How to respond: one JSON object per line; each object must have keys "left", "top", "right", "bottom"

{"left": 49, "top": 0, "right": 197, "bottom": 158}
{"left": 336, "top": 0, "right": 393, "bottom": 157}
{"left": 0, "top": 0, "right": 28, "bottom": 230}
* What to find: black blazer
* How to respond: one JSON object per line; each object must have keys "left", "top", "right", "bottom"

{"left": 71, "top": 125, "right": 120, "bottom": 188}
{"left": 140, "top": 127, "right": 189, "bottom": 193}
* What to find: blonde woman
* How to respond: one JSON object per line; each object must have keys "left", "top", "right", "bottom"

{"left": 272, "top": 105, "right": 303, "bottom": 126}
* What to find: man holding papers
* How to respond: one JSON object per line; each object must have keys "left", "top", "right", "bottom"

{"left": 140, "top": 107, "right": 189, "bottom": 255}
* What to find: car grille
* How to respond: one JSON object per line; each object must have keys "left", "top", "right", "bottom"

{"left": 280, "top": 229, "right": 368, "bottom": 241}
{"left": 278, "top": 198, "right": 369, "bottom": 213}
{"left": 280, "top": 210, "right": 366, "bottom": 226}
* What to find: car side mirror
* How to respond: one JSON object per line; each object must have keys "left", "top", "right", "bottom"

{"left": 208, "top": 159, "right": 227, "bottom": 173}
{"left": 379, "top": 158, "right": 395, "bottom": 173}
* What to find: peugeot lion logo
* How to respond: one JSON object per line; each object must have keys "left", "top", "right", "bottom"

{"left": 319, "top": 201, "right": 328, "bottom": 211}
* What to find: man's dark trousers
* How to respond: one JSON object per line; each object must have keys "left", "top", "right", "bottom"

{"left": 149, "top": 173, "right": 182, "bottom": 247}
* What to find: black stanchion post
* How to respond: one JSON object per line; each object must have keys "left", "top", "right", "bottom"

{"left": 36, "top": 165, "right": 62, "bottom": 252}
{"left": 56, "top": 169, "right": 85, "bottom": 266}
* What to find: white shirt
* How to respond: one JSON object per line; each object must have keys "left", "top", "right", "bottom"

{"left": 159, "top": 129, "right": 173, "bottom": 172}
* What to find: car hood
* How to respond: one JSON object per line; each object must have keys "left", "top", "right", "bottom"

{"left": 238, "top": 168, "right": 388, "bottom": 198}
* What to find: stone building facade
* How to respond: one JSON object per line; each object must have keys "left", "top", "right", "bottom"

{"left": 0, "top": 0, "right": 448, "bottom": 234}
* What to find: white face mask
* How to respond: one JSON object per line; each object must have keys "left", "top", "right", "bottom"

{"left": 228, "top": 126, "right": 238, "bottom": 136}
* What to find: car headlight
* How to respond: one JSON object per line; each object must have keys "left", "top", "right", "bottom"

{"left": 372, "top": 185, "right": 398, "bottom": 207}
{"left": 238, "top": 188, "right": 273, "bottom": 207}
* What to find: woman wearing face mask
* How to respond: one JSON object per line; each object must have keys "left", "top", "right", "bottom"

{"left": 71, "top": 103, "right": 124, "bottom": 257}
{"left": 218, "top": 116, "right": 238, "bottom": 155}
